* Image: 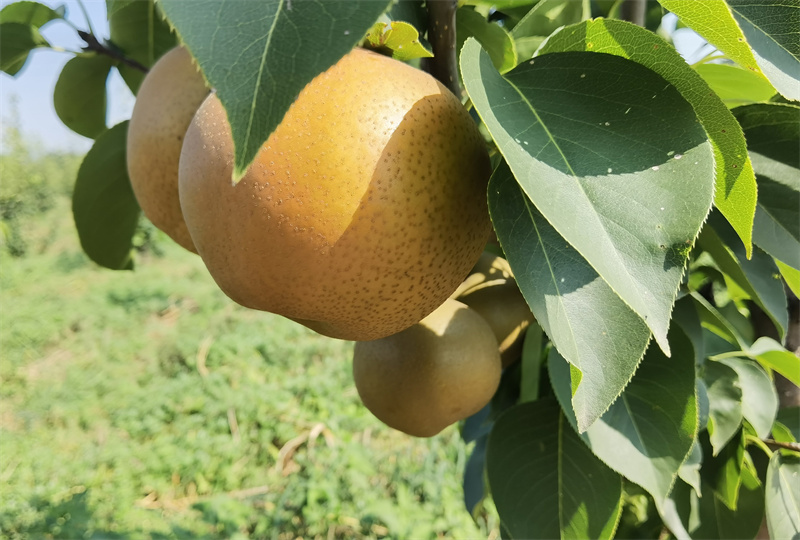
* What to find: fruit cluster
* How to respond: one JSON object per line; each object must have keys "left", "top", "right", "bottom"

{"left": 127, "top": 46, "right": 533, "bottom": 437}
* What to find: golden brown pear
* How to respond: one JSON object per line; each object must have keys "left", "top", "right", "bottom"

{"left": 456, "top": 252, "right": 535, "bottom": 367}
{"left": 179, "top": 48, "right": 492, "bottom": 340}
{"left": 353, "top": 298, "right": 501, "bottom": 437}
{"left": 127, "top": 46, "right": 209, "bottom": 252}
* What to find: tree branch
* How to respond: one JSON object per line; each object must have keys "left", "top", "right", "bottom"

{"left": 78, "top": 30, "right": 148, "bottom": 74}
{"left": 422, "top": 0, "right": 461, "bottom": 97}
{"left": 763, "top": 438, "right": 800, "bottom": 453}
{"left": 620, "top": 0, "right": 647, "bottom": 27}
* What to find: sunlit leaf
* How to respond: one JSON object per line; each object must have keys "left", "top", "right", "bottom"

{"left": 462, "top": 38, "right": 714, "bottom": 357}
{"left": 456, "top": 6, "right": 516, "bottom": 73}
{"left": 694, "top": 63, "right": 776, "bottom": 108}
{"left": 539, "top": 18, "right": 757, "bottom": 260}
{"left": 726, "top": 0, "right": 800, "bottom": 101}
{"left": 716, "top": 357, "right": 778, "bottom": 438}
{"left": 766, "top": 452, "right": 800, "bottom": 539}
{"left": 488, "top": 161, "right": 650, "bottom": 431}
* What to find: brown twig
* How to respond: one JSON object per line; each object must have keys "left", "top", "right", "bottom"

{"left": 77, "top": 29, "right": 149, "bottom": 73}
{"left": 763, "top": 438, "right": 800, "bottom": 453}
{"left": 423, "top": 0, "right": 461, "bottom": 97}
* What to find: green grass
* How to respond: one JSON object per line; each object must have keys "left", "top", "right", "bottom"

{"left": 0, "top": 186, "right": 499, "bottom": 538}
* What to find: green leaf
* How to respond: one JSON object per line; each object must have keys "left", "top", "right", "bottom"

{"left": 716, "top": 357, "right": 778, "bottom": 439}
{"left": 549, "top": 325, "right": 697, "bottom": 509}
{"left": 486, "top": 399, "right": 623, "bottom": 539}
{"left": 539, "top": 18, "right": 757, "bottom": 262}
{"left": 678, "top": 441, "right": 703, "bottom": 497}
{"left": 694, "top": 453, "right": 765, "bottom": 539}
{"left": 519, "top": 321, "right": 544, "bottom": 403}
{"left": 694, "top": 63, "right": 776, "bottom": 108}
{"left": 766, "top": 452, "right": 800, "bottom": 539}
{"left": 701, "top": 429, "right": 746, "bottom": 510}
{"left": 658, "top": 1, "right": 764, "bottom": 79}
{"left": 363, "top": 21, "right": 432, "bottom": 61}
{"left": 510, "top": 0, "right": 584, "bottom": 40}
{"left": 463, "top": 434, "right": 488, "bottom": 515}
{"left": 461, "top": 39, "right": 715, "bottom": 357}
{"left": 672, "top": 295, "right": 705, "bottom": 366}
{"left": 108, "top": 0, "right": 176, "bottom": 94}
{"left": 700, "top": 213, "right": 788, "bottom": 339}
{"left": 0, "top": 1, "right": 63, "bottom": 27}
{"left": 704, "top": 361, "right": 744, "bottom": 454}
{"left": 72, "top": 122, "right": 140, "bottom": 270}
{"left": 0, "top": 22, "right": 49, "bottom": 76}
{"left": 776, "top": 407, "right": 800, "bottom": 442}
{"left": 511, "top": 0, "right": 585, "bottom": 60}
{"left": 53, "top": 54, "right": 113, "bottom": 139}
{"left": 488, "top": 161, "right": 650, "bottom": 431}
{"left": 456, "top": 6, "right": 516, "bottom": 73}
{"left": 691, "top": 292, "right": 747, "bottom": 348}
{"left": 732, "top": 103, "right": 800, "bottom": 269}
{"left": 159, "top": 0, "right": 391, "bottom": 182}
{"left": 746, "top": 336, "right": 800, "bottom": 386}
{"left": 777, "top": 259, "right": 800, "bottom": 297}
{"left": 726, "top": 0, "right": 800, "bottom": 101}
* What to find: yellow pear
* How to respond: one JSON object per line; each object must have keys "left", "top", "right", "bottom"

{"left": 127, "top": 46, "right": 209, "bottom": 252}
{"left": 353, "top": 298, "right": 501, "bottom": 437}
{"left": 456, "top": 252, "right": 535, "bottom": 367}
{"left": 178, "top": 48, "right": 492, "bottom": 340}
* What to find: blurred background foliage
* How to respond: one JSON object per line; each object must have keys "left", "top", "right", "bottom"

{"left": 0, "top": 120, "right": 499, "bottom": 539}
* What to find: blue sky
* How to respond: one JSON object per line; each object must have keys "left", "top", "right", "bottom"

{"left": 0, "top": 0, "right": 135, "bottom": 154}
{"left": 0, "top": 3, "right": 708, "bottom": 155}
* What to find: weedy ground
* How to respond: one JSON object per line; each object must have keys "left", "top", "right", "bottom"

{"left": 0, "top": 136, "right": 499, "bottom": 539}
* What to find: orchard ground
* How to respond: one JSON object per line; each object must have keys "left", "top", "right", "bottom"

{"left": 0, "top": 136, "right": 500, "bottom": 538}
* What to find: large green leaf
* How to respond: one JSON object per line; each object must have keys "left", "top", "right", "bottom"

{"left": 456, "top": 6, "right": 516, "bottom": 73}
{"left": 733, "top": 103, "right": 800, "bottom": 270}
{"left": 659, "top": 0, "right": 794, "bottom": 90}
{"left": 694, "top": 63, "right": 776, "bottom": 108}
{"left": 0, "top": 21, "right": 49, "bottom": 76}
{"left": 539, "top": 18, "right": 757, "bottom": 260}
{"left": 159, "top": 0, "right": 391, "bottom": 181}
{"left": 694, "top": 458, "right": 765, "bottom": 539}
{"left": 108, "top": 0, "right": 176, "bottom": 94}
{"left": 726, "top": 0, "right": 800, "bottom": 101}
{"left": 548, "top": 326, "right": 697, "bottom": 509}
{"left": 699, "top": 214, "right": 788, "bottom": 339}
{"left": 766, "top": 452, "right": 800, "bottom": 539}
{"left": 53, "top": 54, "right": 113, "bottom": 139}
{"left": 701, "top": 429, "right": 746, "bottom": 510}
{"left": 486, "top": 399, "right": 623, "bottom": 539}
{"left": 488, "top": 161, "right": 650, "bottom": 431}
{"left": 462, "top": 39, "right": 714, "bottom": 357}
{"left": 716, "top": 357, "right": 778, "bottom": 439}
{"left": 510, "top": 0, "right": 586, "bottom": 60}
{"left": 703, "top": 361, "right": 744, "bottom": 454}
{"left": 72, "top": 122, "right": 140, "bottom": 270}
{"left": 746, "top": 336, "right": 800, "bottom": 386}
{"left": 0, "top": 1, "right": 63, "bottom": 27}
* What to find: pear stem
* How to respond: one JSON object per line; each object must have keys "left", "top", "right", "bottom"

{"left": 423, "top": 0, "right": 461, "bottom": 97}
